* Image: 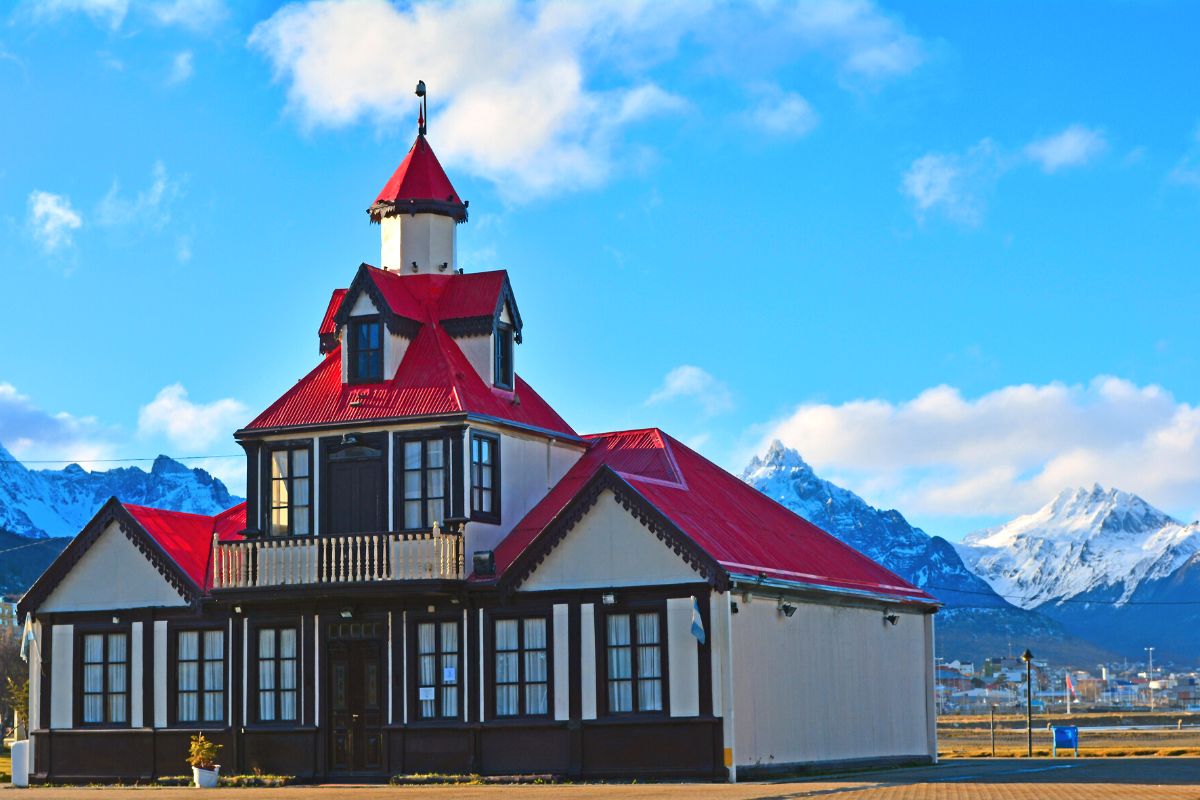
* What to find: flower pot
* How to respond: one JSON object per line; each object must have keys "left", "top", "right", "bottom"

{"left": 193, "top": 765, "right": 220, "bottom": 788}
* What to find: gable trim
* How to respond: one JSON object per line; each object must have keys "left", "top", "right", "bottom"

{"left": 333, "top": 263, "right": 423, "bottom": 340}
{"left": 18, "top": 498, "right": 201, "bottom": 617}
{"left": 498, "top": 466, "right": 728, "bottom": 593}
{"left": 440, "top": 273, "right": 524, "bottom": 343}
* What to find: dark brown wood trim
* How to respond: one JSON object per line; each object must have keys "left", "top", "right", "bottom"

{"left": 392, "top": 430, "right": 453, "bottom": 532}
{"left": 240, "top": 441, "right": 261, "bottom": 536}
{"left": 594, "top": 600, "right": 670, "bottom": 719}
{"left": 72, "top": 623, "right": 133, "bottom": 729}
{"left": 468, "top": 430, "right": 501, "bottom": 524}
{"left": 165, "top": 620, "right": 228, "bottom": 728}
{"left": 259, "top": 440, "right": 315, "bottom": 539}
{"left": 320, "top": 432, "right": 388, "bottom": 537}
{"left": 567, "top": 600, "right": 583, "bottom": 778}
{"left": 497, "top": 467, "right": 728, "bottom": 593}
{"left": 482, "top": 607, "right": 554, "bottom": 722}
{"left": 405, "top": 609, "right": 464, "bottom": 724}
{"left": 141, "top": 619, "right": 154, "bottom": 732}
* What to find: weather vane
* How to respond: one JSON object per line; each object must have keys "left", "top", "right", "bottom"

{"left": 416, "top": 79, "right": 427, "bottom": 136}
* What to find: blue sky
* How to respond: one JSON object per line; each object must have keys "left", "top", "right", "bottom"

{"left": 2, "top": 0, "right": 1198, "bottom": 540}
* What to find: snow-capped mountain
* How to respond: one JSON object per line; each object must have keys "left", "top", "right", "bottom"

{"left": 0, "top": 441, "right": 241, "bottom": 538}
{"left": 741, "top": 442, "right": 1113, "bottom": 666}
{"left": 743, "top": 441, "right": 1007, "bottom": 608}
{"left": 957, "top": 485, "right": 1200, "bottom": 609}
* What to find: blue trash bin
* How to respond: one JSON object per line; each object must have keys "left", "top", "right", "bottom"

{"left": 1052, "top": 725, "right": 1079, "bottom": 757}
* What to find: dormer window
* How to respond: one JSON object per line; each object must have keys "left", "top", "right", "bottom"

{"left": 349, "top": 317, "right": 383, "bottom": 383}
{"left": 494, "top": 323, "right": 514, "bottom": 389}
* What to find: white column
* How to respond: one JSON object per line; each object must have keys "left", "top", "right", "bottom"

{"left": 667, "top": 597, "right": 699, "bottom": 717}
{"left": 580, "top": 603, "right": 596, "bottom": 720}
{"left": 154, "top": 621, "right": 168, "bottom": 728}
{"left": 553, "top": 604, "right": 569, "bottom": 721}
{"left": 130, "top": 622, "right": 143, "bottom": 727}
{"left": 49, "top": 625, "right": 73, "bottom": 729}
{"left": 28, "top": 621, "right": 42, "bottom": 731}
{"left": 722, "top": 591, "right": 737, "bottom": 782}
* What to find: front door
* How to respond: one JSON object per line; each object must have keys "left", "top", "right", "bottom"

{"left": 328, "top": 629, "right": 384, "bottom": 775}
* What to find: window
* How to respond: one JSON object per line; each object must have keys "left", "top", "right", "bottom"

{"left": 268, "top": 445, "right": 311, "bottom": 536}
{"left": 494, "top": 323, "right": 514, "bottom": 389}
{"left": 349, "top": 317, "right": 383, "bottom": 382}
{"left": 494, "top": 617, "right": 548, "bottom": 717}
{"left": 81, "top": 631, "right": 128, "bottom": 725}
{"left": 416, "top": 621, "right": 459, "bottom": 719}
{"left": 470, "top": 433, "right": 500, "bottom": 522}
{"left": 400, "top": 437, "right": 448, "bottom": 529}
{"left": 257, "top": 627, "right": 298, "bottom": 722}
{"left": 177, "top": 630, "right": 225, "bottom": 724}
{"left": 606, "top": 612, "right": 662, "bottom": 714}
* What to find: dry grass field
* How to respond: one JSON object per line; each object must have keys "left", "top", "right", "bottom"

{"left": 939, "top": 710, "right": 1200, "bottom": 758}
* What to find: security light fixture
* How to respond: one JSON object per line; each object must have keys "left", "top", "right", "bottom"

{"left": 112, "top": 616, "right": 120, "bottom": 624}
{"left": 339, "top": 608, "right": 353, "bottom": 619}
{"left": 777, "top": 598, "right": 797, "bottom": 618}
{"left": 233, "top": 605, "right": 242, "bottom": 614}
{"left": 473, "top": 550, "right": 495, "bottom": 577}
{"left": 601, "top": 592, "right": 616, "bottom": 606}
{"left": 340, "top": 433, "right": 359, "bottom": 446}
{"left": 884, "top": 611, "right": 900, "bottom": 626}
{"left": 731, "top": 602, "right": 740, "bottom": 615}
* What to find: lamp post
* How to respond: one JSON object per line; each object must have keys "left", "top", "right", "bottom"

{"left": 1022, "top": 648, "right": 1034, "bottom": 757}
{"left": 1145, "top": 646, "right": 1155, "bottom": 712}
{"left": 990, "top": 703, "right": 997, "bottom": 757}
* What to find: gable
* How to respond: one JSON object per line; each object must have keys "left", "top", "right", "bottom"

{"left": 521, "top": 488, "right": 702, "bottom": 592}
{"left": 40, "top": 520, "right": 189, "bottom": 613}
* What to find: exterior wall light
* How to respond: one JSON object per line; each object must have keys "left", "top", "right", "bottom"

{"left": 601, "top": 593, "right": 616, "bottom": 605}
{"left": 777, "top": 599, "right": 796, "bottom": 618}
{"left": 339, "top": 608, "right": 353, "bottom": 619}
{"left": 884, "top": 612, "right": 899, "bottom": 626}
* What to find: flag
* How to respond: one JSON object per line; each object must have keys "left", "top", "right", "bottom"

{"left": 690, "top": 596, "right": 706, "bottom": 645}
{"left": 19, "top": 614, "right": 34, "bottom": 662}
{"left": 1065, "top": 673, "right": 1076, "bottom": 700}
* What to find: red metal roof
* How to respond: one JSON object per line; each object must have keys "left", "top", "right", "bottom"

{"left": 320, "top": 289, "right": 347, "bottom": 337}
{"left": 374, "top": 135, "right": 463, "bottom": 207}
{"left": 356, "top": 266, "right": 512, "bottom": 326}
{"left": 123, "top": 503, "right": 244, "bottom": 591}
{"left": 491, "top": 429, "right": 935, "bottom": 605}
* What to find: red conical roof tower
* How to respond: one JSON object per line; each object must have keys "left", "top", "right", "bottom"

{"left": 368, "top": 134, "right": 467, "bottom": 223}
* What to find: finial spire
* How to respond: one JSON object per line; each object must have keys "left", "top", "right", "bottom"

{"left": 415, "top": 79, "right": 427, "bottom": 136}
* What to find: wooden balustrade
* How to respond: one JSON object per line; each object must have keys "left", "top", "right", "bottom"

{"left": 211, "top": 529, "right": 464, "bottom": 589}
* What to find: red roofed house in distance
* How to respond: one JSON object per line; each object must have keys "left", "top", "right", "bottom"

{"left": 19, "top": 90, "right": 939, "bottom": 784}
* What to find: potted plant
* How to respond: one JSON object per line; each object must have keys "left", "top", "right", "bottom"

{"left": 188, "top": 733, "right": 223, "bottom": 788}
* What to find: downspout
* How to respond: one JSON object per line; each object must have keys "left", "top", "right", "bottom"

{"left": 723, "top": 589, "right": 737, "bottom": 783}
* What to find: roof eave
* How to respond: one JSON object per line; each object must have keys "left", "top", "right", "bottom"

{"left": 368, "top": 198, "right": 468, "bottom": 224}
{"left": 727, "top": 572, "right": 941, "bottom": 611}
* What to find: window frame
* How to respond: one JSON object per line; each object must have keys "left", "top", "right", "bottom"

{"left": 168, "top": 624, "right": 227, "bottom": 728}
{"left": 348, "top": 315, "right": 384, "bottom": 384}
{"left": 486, "top": 612, "right": 553, "bottom": 720}
{"left": 393, "top": 432, "right": 452, "bottom": 531}
{"left": 252, "top": 625, "right": 300, "bottom": 726}
{"left": 469, "top": 432, "right": 501, "bottom": 524}
{"left": 598, "top": 603, "right": 669, "bottom": 718}
{"left": 263, "top": 441, "right": 314, "bottom": 537}
{"left": 74, "top": 625, "right": 131, "bottom": 729}
{"left": 494, "top": 322, "right": 514, "bottom": 390}
{"left": 407, "top": 614, "right": 463, "bottom": 723}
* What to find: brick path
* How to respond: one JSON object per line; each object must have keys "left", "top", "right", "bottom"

{"left": 9, "top": 758, "right": 1200, "bottom": 799}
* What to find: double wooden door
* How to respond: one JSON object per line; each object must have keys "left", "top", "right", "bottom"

{"left": 327, "top": 637, "right": 384, "bottom": 774}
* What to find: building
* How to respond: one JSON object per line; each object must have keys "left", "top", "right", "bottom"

{"left": 18, "top": 111, "right": 939, "bottom": 784}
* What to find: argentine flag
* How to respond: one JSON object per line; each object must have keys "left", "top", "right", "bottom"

{"left": 20, "top": 614, "right": 35, "bottom": 662}
{"left": 690, "top": 596, "right": 706, "bottom": 645}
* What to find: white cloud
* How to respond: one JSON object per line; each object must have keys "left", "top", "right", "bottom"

{"left": 647, "top": 365, "right": 734, "bottom": 417}
{"left": 167, "top": 50, "right": 194, "bottom": 85}
{"left": 21, "top": 0, "right": 226, "bottom": 31}
{"left": 0, "top": 383, "right": 112, "bottom": 464}
{"left": 27, "top": 0, "right": 129, "bottom": 30}
{"left": 901, "top": 138, "right": 999, "bottom": 225}
{"left": 781, "top": 0, "right": 924, "bottom": 80}
{"left": 1024, "top": 124, "right": 1107, "bottom": 173}
{"left": 137, "top": 384, "right": 248, "bottom": 451}
{"left": 96, "top": 160, "right": 182, "bottom": 231}
{"left": 249, "top": 0, "right": 922, "bottom": 199}
{"left": 1168, "top": 124, "right": 1200, "bottom": 188}
{"left": 748, "top": 89, "right": 819, "bottom": 137}
{"left": 148, "top": 0, "right": 227, "bottom": 31}
{"left": 758, "top": 377, "right": 1200, "bottom": 522}
{"left": 27, "top": 190, "right": 83, "bottom": 252}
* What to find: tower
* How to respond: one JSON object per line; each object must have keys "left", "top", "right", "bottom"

{"left": 367, "top": 82, "right": 467, "bottom": 274}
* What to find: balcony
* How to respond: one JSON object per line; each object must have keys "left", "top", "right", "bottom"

{"left": 212, "top": 527, "right": 464, "bottom": 590}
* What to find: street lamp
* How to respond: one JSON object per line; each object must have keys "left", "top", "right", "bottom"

{"left": 1022, "top": 648, "right": 1034, "bottom": 757}
{"left": 1145, "top": 646, "right": 1155, "bottom": 712}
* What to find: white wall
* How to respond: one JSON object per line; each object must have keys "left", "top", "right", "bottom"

{"left": 50, "top": 625, "right": 73, "bottom": 729}
{"left": 464, "top": 429, "right": 582, "bottom": 558}
{"left": 380, "top": 213, "right": 456, "bottom": 274}
{"left": 41, "top": 522, "right": 188, "bottom": 613}
{"left": 521, "top": 489, "right": 700, "bottom": 592}
{"left": 730, "top": 596, "right": 934, "bottom": 769}
{"left": 580, "top": 603, "right": 596, "bottom": 720}
{"left": 456, "top": 335, "right": 493, "bottom": 386}
{"left": 154, "top": 620, "right": 168, "bottom": 728}
{"left": 28, "top": 621, "right": 42, "bottom": 731}
{"left": 130, "top": 622, "right": 143, "bottom": 728}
